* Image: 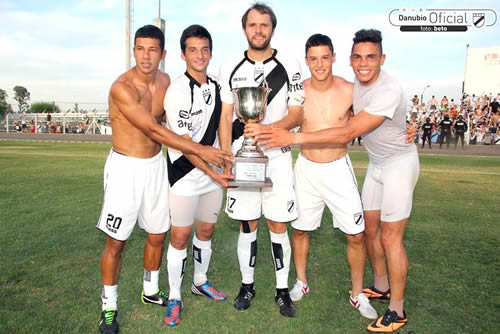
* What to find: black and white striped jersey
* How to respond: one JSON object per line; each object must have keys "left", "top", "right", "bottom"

{"left": 218, "top": 49, "right": 304, "bottom": 159}
{"left": 164, "top": 72, "right": 222, "bottom": 195}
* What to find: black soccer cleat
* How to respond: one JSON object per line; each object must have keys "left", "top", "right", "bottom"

{"left": 99, "top": 309, "right": 119, "bottom": 334}
{"left": 233, "top": 285, "right": 256, "bottom": 311}
{"left": 275, "top": 290, "right": 296, "bottom": 318}
{"left": 141, "top": 289, "right": 168, "bottom": 307}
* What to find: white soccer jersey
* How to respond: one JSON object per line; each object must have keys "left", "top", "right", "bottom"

{"left": 165, "top": 72, "right": 222, "bottom": 196}
{"left": 353, "top": 70, "right": 416, "bottom": 165}
{"left": 218, "top": 49, "right": 304, "bottom": 159}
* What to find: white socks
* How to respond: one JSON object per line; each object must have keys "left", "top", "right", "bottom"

{"left": 101, "top": 285, "right": 118, "bottom": 311}
{"left": 269, "top": 230, "right": 291, "bottom": 289}
{"left": 142, "top": 269, "right": 160, "bottom": 296}
{"left": 192, "top": 235, "right": 212, "bottom": 286}
{"left": 167, "top": 243, "right": 187, "bottom": 300}
{"left": 237, "top": 229, "right": 257, "bottom": 284}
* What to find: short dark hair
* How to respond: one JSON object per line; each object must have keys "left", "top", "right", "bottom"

{"left": 305, "top": 34, "right": 334, "bottom": 56}
{"left": 351, "top": 29, "right": 383, "bottom": 54}
{"left": 241, "top": 2, "right": 277, "bottom": 31}
{"left": 180, "top": 24, "right": 213, "bottom": 53}
{"left": 135, "top": 25, "right": 165, "bottom": 51}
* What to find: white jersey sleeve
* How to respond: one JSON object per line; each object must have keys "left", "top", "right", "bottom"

{"left": 165, "top": 83, "right": 192, "bottom": 137}
{"left": 218, "top": 58, "right": 235, "bottom": 105}
{"left": 363, "top": 87, "right": 400, "bottom": 119}
{"left": 285, "top": 57, "right": 305, "bottom": 107}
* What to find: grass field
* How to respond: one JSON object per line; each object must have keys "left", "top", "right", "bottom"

{"left": 0, "top": 140, "right": 498, "bottom": 333}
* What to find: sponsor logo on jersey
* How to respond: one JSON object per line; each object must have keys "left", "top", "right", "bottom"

{"left": 179, "top": 110, "right": 190, "bottom": 119}
{"left": 232, "top": 77, "right": 247, "bottom": 82}
{"left": 203, "top": 88, "right": 212, "bottom": 105}
{"left": 191, "top": 109, "right": 202, "bottom": 116}
{"left": 292, "top": 72, "right": 301, "bottom": 81}
{"left": 254, "top": 68, "right": 264, "bottom": 83}
{"left": 353, "top": 212, "right": 363, "bottom": 225}
{"left": 288, "top": 82, "right": 304, "bottom": 93}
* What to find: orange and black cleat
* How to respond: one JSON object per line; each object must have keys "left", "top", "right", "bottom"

{"left": 362, "top": 286, "right": 391, "bottom": 300}
{"left": 367, "top": 309, "right": 408, "bottom": 333}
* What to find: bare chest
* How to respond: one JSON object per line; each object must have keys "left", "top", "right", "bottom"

{"left": 303, "top": 90, "right": 350, "bottom": 131}
{"left": 135, "top": 85, "right": 165, "bottom": 119}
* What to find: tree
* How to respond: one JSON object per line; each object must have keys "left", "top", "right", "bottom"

{"left": 72, "top": 103, "right": 80, "bottom": 113}
{"left": 13, "top": 86, "right": 30, "bottom": 113}
{"left": 30, "top": 102, "right": 61, "bottom": 113}
{"left": 0, "top": 89, "right": 9, "bottom": 120}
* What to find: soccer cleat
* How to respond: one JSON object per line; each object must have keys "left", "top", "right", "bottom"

{"left": 350, "top": 293, "right": 378, "bottom": 319}
{"left": 289, "top": 279, "right": 309, "bottom": 302}
{"left": 141, "top": 289, "right": 168, "bottom": 307}
{"left": 191, "top": 281, "right": 227, "bottom": 301}
{"left": 361, "top": 286, "right": 391, "bottom": 300}
{"left": 164, "top": 299, "right": 182, "bottom": 327}
{"left": 233, "top": 285, "right": 256, "bottom": 311}
{"left": 367, "top": 309, "right": 408, "bottom": 333}
{"left": 99, "top": 309, "right": 119, "bottom": 334}
{"left": 275, "top": 290, "right": 296, "bottom": 318}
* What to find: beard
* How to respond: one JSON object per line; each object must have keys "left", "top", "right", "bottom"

{"left": 247, "top": 34, "right": 271, "bottom": 51}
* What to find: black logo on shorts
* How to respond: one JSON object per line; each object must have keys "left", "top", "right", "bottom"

{"left": 254, "top": 68, "right": 264, "bottom": 83}
{"left": 203, "top": 88, "right": 212, "bottom": 105}
{"left": 287, "top": 200, "right": 295, "bottom": 213}
{"left": 353, "top": 212, "right": 363, "bottom": 225}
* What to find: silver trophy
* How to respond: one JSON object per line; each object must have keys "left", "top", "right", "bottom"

{"left": 228, "top": 81, "right": 273, "bottom": 187}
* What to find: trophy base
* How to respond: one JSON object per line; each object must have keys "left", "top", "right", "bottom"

{"left": 228, "top": 177, "right": 273, "bottom": 188}
{"left": 228, "top": 156, "right": 273, "bottom": 188}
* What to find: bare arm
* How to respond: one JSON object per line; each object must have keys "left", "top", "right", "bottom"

{"left": 218, "top": 102, "right": 235, "bottom": 177}
{"left": 257, "top": 110, "right": 385, "bottom": 148}
{"left": 111, "top": 82, "right": 232, "bottom": 165}
{"left": 244, "top": 105, "right": 303, "bottom": 137}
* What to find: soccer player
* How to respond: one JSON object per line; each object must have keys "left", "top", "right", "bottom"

{"left": 218, "top": 3, "right": 304, "bottom": 317}
{"left": 287, "top": 33, "right": 377, "bottom": 320}
{"left": 257, "top": 29, "right": 419, "bottom": 333}
{"left": 163, "top": 24, "right": 232, "bottom": 327}
{"left": 96, "top": 25, "right": 232, "bottom": 334}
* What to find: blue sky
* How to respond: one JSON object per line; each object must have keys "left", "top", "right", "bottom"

{"left": 1, "top": 0, "right": 499, "bottom": 112}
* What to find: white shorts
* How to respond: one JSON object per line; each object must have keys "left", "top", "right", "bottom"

{"left": 169, "top": 188, "right": 223, "bottom": 227}
{"left": 96, "top": 150, "right": 170, "bottom": 241}
{"left": 361, "top": 150, "right": 420, "bottom": 222}
{"left": 225, "top": 152, "right": 297, "bottom": 223}
{"left": 291, "top": 153, "right": 365, "bottom": 235}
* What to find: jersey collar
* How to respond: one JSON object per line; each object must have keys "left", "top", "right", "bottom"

{"left": 184, "top": 71, "right": 202, "bottom": 87}
{"left": 244, "top": 49, "right": 277, "bottom": 65}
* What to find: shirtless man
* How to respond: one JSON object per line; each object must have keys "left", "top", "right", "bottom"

{"left": 96, "top": 25, "right": 231, "bottom": 334}
{"left": 287, "top": 34, "right": 376, "bottom": 320}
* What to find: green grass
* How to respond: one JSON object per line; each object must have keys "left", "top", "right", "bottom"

{"left": 0, "top": 141, "right": 499, "bottom": 333}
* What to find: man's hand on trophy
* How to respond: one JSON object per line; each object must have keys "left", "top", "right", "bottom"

{"left": 208, "top": 168, "right": 234, "bottom": 188}
{"left": 256, "top": 127, "right": 295, "bottom": 149}
{"left": 244, "top": 122, "right": 271, "bottom": 138}
{"left": 199, "top": 146, "right": 234, "bottom": 168}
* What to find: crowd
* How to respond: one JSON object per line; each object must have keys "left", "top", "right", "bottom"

{"left": 407, "top": 92, "right": 500, "bottom": 148}
{"left": 5, "top": 110, "right": 111, "bottom": 135}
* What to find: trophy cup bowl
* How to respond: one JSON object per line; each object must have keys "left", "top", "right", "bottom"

{"left": 229, "top": 86, "right": 273, "bottom": 187}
